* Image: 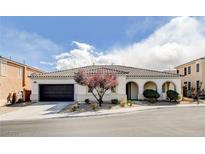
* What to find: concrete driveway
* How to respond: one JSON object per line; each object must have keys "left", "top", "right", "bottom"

{"left": 0, "top": 102, "right": 72, "bottom": 121}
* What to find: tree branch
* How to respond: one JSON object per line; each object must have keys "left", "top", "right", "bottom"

{"left": 101, "top": 89, "right": 108, "bottom": 99}
{"left": 94, "top": 87, "right": 102, "bottom": 99}
{"left": 90, "top": 89, "right": 100, "bottom": 102}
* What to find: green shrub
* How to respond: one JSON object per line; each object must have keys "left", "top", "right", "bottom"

{"left": 69, "top": 104, "right": 78, "bottom": 112}
{"left": 85, "top": 98, "right": 90, "bottom": 104}
{"left": 108, "top": 105, "right": 112, "bottom": 109}
{"left": 120, "top": 102, "right": 126, "bottom": 107}
{"left": 127, "top": 100, "right": 133, "bottom": 106}
{"left": 120, "top": 100, "right": 126, "bottom": 107}
{"left": 143, "top": 89, "right": 160, "bottom": 103}
{"left": 167, "top": 90, "right": 180, "bottom": 102}
{"left": 91, "top": 103, "right": 98, "bottom": 111}
{"left": 111, "top": 99, "right": 119, "bottom": 104}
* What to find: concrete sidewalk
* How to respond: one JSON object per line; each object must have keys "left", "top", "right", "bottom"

{"left": 1, "top": 102, "right": 205, "bottom": 121}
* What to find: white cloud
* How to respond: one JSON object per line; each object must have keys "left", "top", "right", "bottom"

{"left": 71, "top": 41, "right": 95, "bottom": 51}
{"left": 55, "top": 41, "right": 97, "bottom": 70}
{"left": 0, "top": 26, "right": 62, "bottom": 70}
{"left": 52, "top": 17, "right": 205, "bottom": 70}
{"left": 40, "top": 61, "right": 55, "bottom": 66}
{"left": 55, "top": 53, "right": 71, "bottom": 60}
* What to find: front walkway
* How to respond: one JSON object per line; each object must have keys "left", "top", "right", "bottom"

{"left": 0, "top": 101, "right": 205, "bottom": 121}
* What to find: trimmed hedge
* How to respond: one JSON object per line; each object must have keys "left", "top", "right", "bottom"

{"left": 143, "top": 89, "right": 160, "bottom": 103}
{"left": 84, "top": 98, "right": 90, "bottom": 104}
{"left": 127, "top": 100, "right": 133, "bottom": 106}
{"left": 111, "top": 99, "right": 119, "bottom": 104}
{"left": 167, "top": 90, "right": 180, "bottom": 102}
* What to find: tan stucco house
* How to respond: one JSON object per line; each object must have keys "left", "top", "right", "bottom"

{"left": 30, "top": 65, "right": 181, "bottom": 102}
{"left": 175, "top": 57, "right": 205, "bottom": 97}
{"left": 0, "top": 56, "right": 44, "bottom": 106}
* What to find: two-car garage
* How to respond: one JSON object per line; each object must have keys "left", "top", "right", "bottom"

{"left": 39, "top": 84, "right": 74, "bottom": 101}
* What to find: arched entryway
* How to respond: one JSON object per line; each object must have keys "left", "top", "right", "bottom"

{"left": 126, "top": 82, "right": 138, "bottom": 100}
{"left": 162, "top": 81, "right": 177, "bottom": 99}
{"left": 144, "top": 81, "right": 157, "bottom": 91}
{"left": 162, "top": 81, "right": 176, "bottom": 92}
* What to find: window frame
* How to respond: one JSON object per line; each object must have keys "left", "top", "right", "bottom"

{"left": 196, "top": 80, "right": 200, "bottom": 91}
{"left": 0, "top": 61, "right": 7, "bottom": 76}
{"left": 18, "top": 67, "right": 23, "bottom": 78}
{"left": 188, "top": 66, "right": 191, "bottom": 74}
{"left": 184, "top": 67, "right": 187, "bottom": 76}
{"left": 196, "top": 63, "right": 200, "bottom": 72}
{"left": 188, "top": 82, "right": 191, "bottom": 91}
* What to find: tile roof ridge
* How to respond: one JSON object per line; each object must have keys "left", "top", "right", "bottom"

{"left": 112, "top": 64, "right": 179, "bottom": 75}
{"left": 85, "top": 66, "right": 129, "bottom": 74}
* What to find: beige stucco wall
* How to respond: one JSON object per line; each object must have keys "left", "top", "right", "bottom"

{"left": 176, "top": 59, "right": 205, "bottom": 91}
{"left": 0, "top": 61, "right": 42, "bottom": 106}
{"left": 25, "top": 67, "right": 39, "bottom": 90}
{"left": 0, "top": 62, "right": 23, "bottom": 106}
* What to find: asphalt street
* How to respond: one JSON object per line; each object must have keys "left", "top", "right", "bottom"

{"left": 1, "top": 107, "right": 205, "bottom": 137}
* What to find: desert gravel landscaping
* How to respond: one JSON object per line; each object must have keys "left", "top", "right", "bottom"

{"left": 62, "top": 99, "right": 205, "bottom": 114}
{"left": 61, "top": 100, "right": 137, "bottom": 113}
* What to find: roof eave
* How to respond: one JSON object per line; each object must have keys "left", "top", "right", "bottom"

{"left": 175, "top": 57, "right": 205, "bottom": 69}
{"left": 127, "top": 75, "right": 181, "bottom": 78}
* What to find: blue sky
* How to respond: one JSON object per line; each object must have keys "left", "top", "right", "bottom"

{"left": 0, "top": 16, "right": 171, "bottom": 49}
{"left": 0, "top": 16, "right": 204, "bottom": 71}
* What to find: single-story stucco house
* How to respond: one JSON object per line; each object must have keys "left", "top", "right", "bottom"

{"left": 29, "top": 65, "right": 182, "bottom": 102}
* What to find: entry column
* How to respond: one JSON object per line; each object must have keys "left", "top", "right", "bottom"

{"left": 138, "top": 81, "right": 144, "bottom": 100}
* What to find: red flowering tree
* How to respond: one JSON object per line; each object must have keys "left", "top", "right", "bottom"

{"left": 74, "top": 70, "right": 118, "bottom": 106}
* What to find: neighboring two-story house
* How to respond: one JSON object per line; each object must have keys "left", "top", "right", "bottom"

{"left": 0, "top": 56, "right": 44, "bottom": 106}
{"left": 175, "top": 57, "right": 205, "bottom": 97}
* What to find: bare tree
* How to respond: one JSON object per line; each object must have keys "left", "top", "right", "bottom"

{"left": 196, "top": 82, "right": 203, "bottom": 104}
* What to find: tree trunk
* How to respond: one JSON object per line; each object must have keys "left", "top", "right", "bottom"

{"left": 99, "top": 97, "right": 103, "bottom": 107}
{"left": 197, "top": 93, "right": 199, "bottom": 104}
{"left": 196, "top": 88, "right": 200, "bottom": 104}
